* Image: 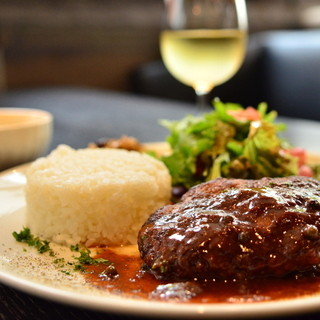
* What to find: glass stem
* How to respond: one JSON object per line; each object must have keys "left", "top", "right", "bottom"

{"left": 196, "top": 91, "right": 210, "bottom": 113}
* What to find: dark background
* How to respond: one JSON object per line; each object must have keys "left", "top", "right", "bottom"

{"left": 0, "top": 0, "right": 319, "bottom": 92}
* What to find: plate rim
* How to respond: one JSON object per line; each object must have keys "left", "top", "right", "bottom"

{"left": 2, "top": 265, "right": 320, "bottom": 319}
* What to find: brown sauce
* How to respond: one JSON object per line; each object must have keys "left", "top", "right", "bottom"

{"left": 83, "top": 247, "right": 320, "bottom": 304}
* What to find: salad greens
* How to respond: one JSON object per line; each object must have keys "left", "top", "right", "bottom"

{"left": 160, "top": 100, "right": 301, "bottom": 189}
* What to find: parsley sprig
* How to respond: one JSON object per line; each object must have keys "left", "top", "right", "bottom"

{"left": 70, "top": 244, "right": 115, "bottom": 273}
{"left": 12, "top": 228, "right": 117, "bottom": 276}
{"left": 12, "top": 227, "right": 54, "bottom": 255}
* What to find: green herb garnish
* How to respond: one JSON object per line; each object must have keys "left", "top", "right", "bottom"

{"left": 12, "top": 227, "right": 54, "bottom": 255}
{"left": 70, "top": 244, "right": 114, "bottom": 272}
{"left": 12, "top": 228, "right": 117, "bottom": 276}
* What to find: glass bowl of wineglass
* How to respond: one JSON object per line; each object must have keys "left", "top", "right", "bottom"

{"left": 160, "top": 0, "right": 248, "bottom": 111}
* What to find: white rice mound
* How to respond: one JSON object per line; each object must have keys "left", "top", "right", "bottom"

{"left": 25, "top": 144, "right": 171, "bottom": 247}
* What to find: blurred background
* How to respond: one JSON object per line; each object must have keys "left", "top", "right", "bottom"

{"left": 0, "top": 0, "right": 320, "bottom": 119}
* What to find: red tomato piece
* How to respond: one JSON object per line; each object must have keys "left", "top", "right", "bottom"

{"left": 228, "top": 107, "right": 261, "bottom": 122}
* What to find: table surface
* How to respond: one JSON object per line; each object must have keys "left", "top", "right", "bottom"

{"left": 1, "top": 87, "right": 320, "bottom": 320}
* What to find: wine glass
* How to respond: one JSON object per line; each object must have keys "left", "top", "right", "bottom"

{"left": 160, "top": 0, "right": 248, "bottom": 111}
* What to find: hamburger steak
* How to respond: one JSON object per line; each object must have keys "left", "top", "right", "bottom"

{"left": 138, "top": 176, "right": 320, "bottom": 280}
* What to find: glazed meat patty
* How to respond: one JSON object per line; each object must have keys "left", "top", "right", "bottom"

{"left": 138, "top": 176, "right": 320, "bottom": 280}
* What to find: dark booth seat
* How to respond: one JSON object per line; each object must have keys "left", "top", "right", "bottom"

{"left": 130, "top": 29, "right": 320, "bottom": 122}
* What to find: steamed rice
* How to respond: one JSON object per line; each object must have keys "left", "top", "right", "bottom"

{"left": 25, "top": 144, "right": 171, "bottom": 246}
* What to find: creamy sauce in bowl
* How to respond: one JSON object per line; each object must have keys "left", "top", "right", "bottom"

{"left": 0, "top": 109, "right": 52, "bottom": 130}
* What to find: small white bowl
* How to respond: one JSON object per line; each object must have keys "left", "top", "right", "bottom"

{"left": 0, "top": 108, "right": 53, "bottom": 171}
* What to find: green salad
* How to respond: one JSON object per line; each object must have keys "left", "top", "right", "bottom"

{"left": 160, "top": 100, "right": 317, "bottom": 189}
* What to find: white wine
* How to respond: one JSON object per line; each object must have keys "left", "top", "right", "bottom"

{"left": 160, "top": 29, "right": 246, "bottom": 94}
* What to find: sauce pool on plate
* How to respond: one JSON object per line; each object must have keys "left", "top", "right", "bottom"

{"left": 83, "top": 247, "right": 320, "bottom": 304}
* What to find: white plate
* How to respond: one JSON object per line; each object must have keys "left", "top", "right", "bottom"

{"left": 1, "top": 166, "right": 320, "bottom": 319}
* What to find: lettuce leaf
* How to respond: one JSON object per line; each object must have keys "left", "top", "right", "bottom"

{"left": 160, "top": 100, "right": 299, "bottom": 188}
